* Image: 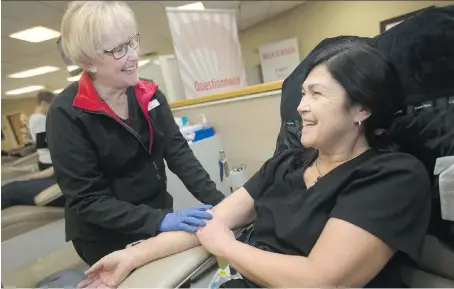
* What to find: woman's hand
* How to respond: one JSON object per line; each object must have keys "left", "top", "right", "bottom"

{"left": 77, "top": 248, "right": 139, "bottom": 289}
{"left": 196, "top": 210, "right": 236, "bottom": 257}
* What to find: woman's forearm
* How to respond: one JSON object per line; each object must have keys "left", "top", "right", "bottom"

{"left": 131, "top": 187, "right": 256, "bottom": 267}
{"left": 222, "top": 241, "right": 319, "bottom": 288}
{"left": 132, "top": 231, "right": 200, "bottom": 267}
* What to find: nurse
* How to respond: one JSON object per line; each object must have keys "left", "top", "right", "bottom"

{"left": 79, "top": 42, "right": 431, "bottom": 288}
{"left": 46, "top": 1, "right": 224, "bottom": 266}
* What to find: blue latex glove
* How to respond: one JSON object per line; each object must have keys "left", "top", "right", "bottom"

{"left": 158, "top": 204, "right": 214, "bottom": 233}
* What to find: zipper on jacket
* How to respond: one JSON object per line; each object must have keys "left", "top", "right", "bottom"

{"left": 147, "top": 114, "right": 164, "bottom": 181}
{"left": 152, "top": 159, "right": 161, "bottom": 180}
{"left": 75, "top": 108, "right": 162, "bottom": 181}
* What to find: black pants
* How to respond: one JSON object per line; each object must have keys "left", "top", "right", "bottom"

{"left": 1, "top": 177, "right": 61, "bottom": 210}
{"left": 72, "top": 239, "right": 131, "bottom": 266}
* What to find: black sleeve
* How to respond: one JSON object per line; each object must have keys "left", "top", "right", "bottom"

{"left": 244, "top": 149, "right": 299, "bottom": 200}
{"left": 330, "top": 153, "right": 432, "bottom": 261}
{"left": 155, "top": 91, "right": 224, "bottom": 206}
{"left": 243, "top": 170, "right": 266, "bottom": 200}
{"left": 47, "top": 102, "right": 166, "bottom": 236}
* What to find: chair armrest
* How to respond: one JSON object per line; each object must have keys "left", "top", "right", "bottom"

{"left": 34, "top": 184, "right": 62, "bottom": 207}
{"left": 417, "top": 234, "right": 454, "bottom": 280}
{"left": 2, "top": 164, "right": 37, "bottom": 174}
{"left": 11, "top": 152, "right": 38, "bottom": 167}
{"left": 118, "top": 225, "right": 254, "bottom": 288}
{"left": 119, "top": 246, "right": 212, "bottom": 288}
{"left": 401, "top": 265, "right": 454, "bottom": 287}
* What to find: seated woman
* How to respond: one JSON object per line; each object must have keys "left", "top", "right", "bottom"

{"left": 78, "top": 42, "right": 431, "bottom": 288}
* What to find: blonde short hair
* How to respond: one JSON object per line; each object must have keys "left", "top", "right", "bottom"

{"left": 60, "top": 1, "right": 137, "bottom": 66}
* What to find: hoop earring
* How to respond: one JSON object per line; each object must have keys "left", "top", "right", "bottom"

{"left": 358, "top": 120, "right": 362, "bottom": 127}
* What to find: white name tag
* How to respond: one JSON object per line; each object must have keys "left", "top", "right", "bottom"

{"left": 148, "top": 99, "right": 160, "bottom": 111}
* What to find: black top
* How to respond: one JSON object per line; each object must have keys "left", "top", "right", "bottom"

{"left": 236, "top": 148, "right": 431, "bottom": 288}
{"left": 46, "top": 75, "right": 224, "bottom": 246}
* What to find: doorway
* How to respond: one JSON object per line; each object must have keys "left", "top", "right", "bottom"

{"left": 6, "top": 113, "right": 25, "bottom": 147}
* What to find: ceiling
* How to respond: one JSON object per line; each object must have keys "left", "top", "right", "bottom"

{"left": 1, "top": 1, "right": 306, "bottom": 100}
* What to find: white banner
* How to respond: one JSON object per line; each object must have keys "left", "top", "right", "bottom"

{"left": 259, "top": 38, "right": 300, "bottom": 83}
{"left": 166, "top": 8, "right": 247, "bottom": 99}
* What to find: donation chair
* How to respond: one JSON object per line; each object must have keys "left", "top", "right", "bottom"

{"left": 1, "top": 152, "right": 39, "bottom": 184}
{"left": 1, "top": 183, "right": 64, "bottom": 241}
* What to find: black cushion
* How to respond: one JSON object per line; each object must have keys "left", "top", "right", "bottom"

{"left": 371, "top": 5, "right": 454, "bottom": 176}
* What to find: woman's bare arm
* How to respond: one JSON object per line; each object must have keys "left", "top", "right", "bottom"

{"left": 132, "top": 187, "right": 256, "bottom": 267}
{"left": 220, "top": 218, "right": 394, "bottom": 288}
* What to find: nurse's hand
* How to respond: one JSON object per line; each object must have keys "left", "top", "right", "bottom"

{"left": 196, "top": 210, "right": 236, "bottom": 256}
{"left": 77, "top": 248, "right": 139, "bottom": 289}
{"left": 158, "top": 204, "right": 213, "bottom": 233}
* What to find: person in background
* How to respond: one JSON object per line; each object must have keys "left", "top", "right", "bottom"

{"left": 46, "top": 1, "right": 225, "bottom": 266}
{"left": 29, "top": 91, "right": 55, "bottom": 170}
{"left": 80, "top": 42, "right": 431, "bottom": 288}
{"left": 1, "top": 91, "right": 60, "bottom": 210}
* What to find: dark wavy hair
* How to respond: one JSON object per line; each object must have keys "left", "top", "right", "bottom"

{"left": 314, "top": 41, "right": 405, "bottom": 150}
{"left": 291, "top": 41, "right": 406, "bottom": 169}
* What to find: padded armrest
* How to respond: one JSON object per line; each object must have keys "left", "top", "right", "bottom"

{"left": 118, "top": 225, "right": 252, "bottom": 288}
{"left": 401, "top": 265, "right": 454, "bottom": 287}
{"left": 2, "top": 164, "right": 37, "bottom": 174}
{"left": 1, "top": 206, "right": 64, "bottom": 228}
{"left": 417, "top": 234, "right": 454, "bottom": 280}
{"left": 11, "top": 152, "right": 38, "bottom": 167}
{"left": 34, "top": 184, "right": 62, "bottom": 206}
{"left": 119, "top": 246, "right": 212, "bottom": 288}
{"left": 1, "top": 206, "right": 65, "bottom": 241}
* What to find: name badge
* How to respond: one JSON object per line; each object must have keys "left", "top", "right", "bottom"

{"left": 148, "top": 99, "right": 160, "bottom": 111}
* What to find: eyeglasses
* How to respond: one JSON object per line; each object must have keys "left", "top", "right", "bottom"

{"left": 98, "top": 33, "right": 140, "bottom": 60}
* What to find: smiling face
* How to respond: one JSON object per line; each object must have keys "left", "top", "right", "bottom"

{"left": 60, "top": 1, "right": 141, "bottom": 90}
{"left": 87, "top": 28, "right": 140, "bottom": 89}
{"left": 298, "top": 64, "right": 370, "bottom": 152}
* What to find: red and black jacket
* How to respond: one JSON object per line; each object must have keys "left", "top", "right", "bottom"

{"left": 47, "top": 72, "right": 224, "bottom": 243}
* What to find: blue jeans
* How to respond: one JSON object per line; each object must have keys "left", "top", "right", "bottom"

{"left": 1, "top": 177, "right": 63, "bottom": 209}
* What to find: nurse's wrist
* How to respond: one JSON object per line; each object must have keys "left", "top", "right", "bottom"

{"left": 157, "top": 212, "right": 171, "bottom": 232}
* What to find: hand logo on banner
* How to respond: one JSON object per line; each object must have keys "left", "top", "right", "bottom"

{"left": 166, "top": 8, "right": 248, "bottom": 99}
